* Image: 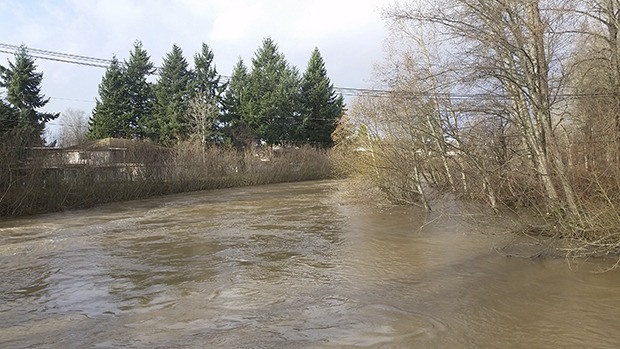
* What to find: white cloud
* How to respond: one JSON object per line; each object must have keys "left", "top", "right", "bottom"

{"left": 0, "top": 0, "right": 395, "bottom": 121}
{"left": 209, "top": 1, "right": 265, "bottom": 43}
{"left": 292, "top": 1, "right": 385, "bottom": 39}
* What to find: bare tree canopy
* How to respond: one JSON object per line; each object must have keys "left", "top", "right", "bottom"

{"left": 48, "top": 108, "right": 90, "bottom": 147}
{"left": 333, "top": 0, "right": 620, "bottom": 255}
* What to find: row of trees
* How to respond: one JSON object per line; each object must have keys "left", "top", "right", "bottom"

{"left": 89, "top": 38, "right": 344, "bottom": 147}
{"left": 335, "top": 0, "right": 620, "bottom": 254}
{"left": 0, "top": 44, "right": 337, "bottom": 216}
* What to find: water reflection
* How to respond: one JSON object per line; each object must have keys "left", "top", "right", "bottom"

{"left": 0, "top": 181, "right": 619, "bottom": 348}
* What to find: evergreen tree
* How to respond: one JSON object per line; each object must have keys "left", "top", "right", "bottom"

{"left": 152, "top": 44, "right": 192, "bottom": 145}
{"left": 246, "top": 37, "right": 302, "bottom": 144}
{"left": 88, "top": 56, "right": 130, "bottom": 139}
{"left": 0, "top": 98, "right": 18, "bottom": 138}
{"left": 125, "top": 41, "right": 155, "bottom": 139}
{"left": 222, "top": 58, "right": 252, "bottom": 147}
{"left": 275, "top": 65, "right": 302, "bottom": 142}
{"left": 224, "top": 58, "right": 249, "bottom": 120}
{"left": 187, "top": 43, "right": 227, "bottom": 145}
{"left": 300, "top": 48, "right": 344, "bottom": 147}
{"left": 193, "top": 43, "right": 225, "bottom": 103}
{"left": 0, "top": 46, "right": 58, "bottom": 144}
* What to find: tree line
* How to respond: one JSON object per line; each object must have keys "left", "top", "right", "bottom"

{"left": 88, "top": 38, "right": 344, "bottom": 148}
{"left": 0, "top": 42, "right": 337, "bottom": 216}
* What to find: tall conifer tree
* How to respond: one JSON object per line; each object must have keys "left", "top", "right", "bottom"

{"left": 125, "top": 41, "right": 155, "bottom": 139}
{"left": 187, "top": 43, "right": 227, "bottom": 145}
{"left": 300, "top": 48, "right": 344, "bottom": 146}
{"left": 276, "top": 65, "right": 302, "bottom": 141}
{"left": 88, "top": 56, "right": 129, "bottom": 139}
{"left": 0, "top": 46, "right": 58, "bottom": 144}
{"left": 193, "top": 43, "right": 225, "bottom": 103}
{"left": 152, "top": 44, "right": 191, "bottom": 144}
{"left": 246, "top": 37, "right": 301, "bottom": 144}
{"left": 222, "top": 58, "right": 252, "bottom": 147}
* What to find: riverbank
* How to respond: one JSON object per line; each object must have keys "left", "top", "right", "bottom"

{"left": 0, "top": 143, "right": 333, "bottom": 217}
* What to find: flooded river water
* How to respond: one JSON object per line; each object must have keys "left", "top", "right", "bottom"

{"left": 1, "top": 180, "right": 619, "bottom": 348}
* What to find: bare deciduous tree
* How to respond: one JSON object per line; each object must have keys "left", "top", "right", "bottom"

{"left": 186, "top": 93, "right": 220, "bottom": 147}
{"left": 382, "top": 0, "right": 581, "bottom": 214}
{"left": 48, "top": 108, "right": 89, "bottom": 147}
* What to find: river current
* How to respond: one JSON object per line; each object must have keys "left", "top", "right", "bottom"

{"left": 1, "top": 180, "right": 619, "bottom": 348}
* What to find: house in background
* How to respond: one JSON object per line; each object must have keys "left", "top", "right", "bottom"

{"left": 62, "top": 138, "right": 168, "bottom": 166}
{"left": 29, "top": 138, "right": 169, "bottom": 182}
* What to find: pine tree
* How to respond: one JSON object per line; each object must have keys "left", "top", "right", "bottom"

{"left": 0, "top": 46, "right": 58, "bottom": 144}
{"left": 0, "top": 99, "right": 18, "bottom": 138}
{"left": 300, "top": 48, "right": 344, "bottom": 147}
{"left": 187, "top": 43, "right": 227, "bottom": 145}
{"left": 152, "top": 44, "right": 192, "bottom": 145}
{"left": 246, "top": 37, "right": 302, "bottom": 144}
{"left": 125, "top": 41, "right": 155, "bottom": 139}
{"left": 225, "top": 58, "right": 249, "bottom": 120}
{"left": 222, "top": 58, "right": 252, "bottom": 147}
{"left": 275, "top": 65, "right": 302, "bottom": 142}
{"left": 193, "top": 43, "right": 225, "bottom": 103}
{"left": 88, "top": 56, "right": 129, "bottom": 139}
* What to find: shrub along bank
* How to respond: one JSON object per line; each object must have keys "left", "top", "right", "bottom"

{"left": 0, "top": 140, "right": 332, "bottom": 217}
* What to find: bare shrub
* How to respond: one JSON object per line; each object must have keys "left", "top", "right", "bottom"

{"left": 47, "top": 109, "right": 90, "bottom": 147}
{"left": 331, "top": 0, "right": 620, "bottom": 258}
{"left": 1, "top": 139, "right": 332, "bottom": 217}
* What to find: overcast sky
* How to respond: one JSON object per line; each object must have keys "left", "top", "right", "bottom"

{"left": 0, "top": 0, "right": 394, "bottom": 131}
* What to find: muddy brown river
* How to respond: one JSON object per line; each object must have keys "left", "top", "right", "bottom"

{"left": 1, "top": 180, "right": 619, "bottom": 348}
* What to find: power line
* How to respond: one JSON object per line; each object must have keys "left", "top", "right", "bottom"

{"left": 0, "top": 43, "right": 158, "bottom": 74}
{"left": 0, "top": 43, "right": 527, "bottom": 100}
{"left": 49, "top": 97, "right": 95, "bottom": 104}
{"left": 0, "top": 43, "right": 112, "bottom": 65}
{"left": 0, "top": 43, "right": 438, "bottom": 105}
{"left": 0, "top": 47, "right": 110, "bottom": 69}
{"left": 0, "top": 43, "right": 390, "bottom": 98}
{"left": 1, "top": 43, "right": 618, "bottom": 101}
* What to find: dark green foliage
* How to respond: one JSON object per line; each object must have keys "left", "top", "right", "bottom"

{"left": 0, "top": 46, "right": 58, "bottom": 144}
{"left": 223, "top": 58, "right": 249, "bottom": 120}
{"left": 89, "top": 41, "right": 155, "bottom": 140}
{"left": 125, "top": 41, "right": 156, "bottom": 139}
{"left": 193, "top": 43, "right": 226, "bottom": 103}
{"left": 273, "top": 65, "right": 302, "bottom": 142}
{"left": 220, "top": 39, "right": 342, "bottom": 147}
{"left": 245, "top": 38, "right": 302, "bottom": 144}
{"left": 300, "top": 48, "right": 345, "bottom": 147}
{"left": 151, "top": 44, "right": 192, "bottom": 145}
{"left": 0, "top": 99, "right": 18, "bottom": 138}
{"left": 88, "top": 57, "right": 130, "bottom": 139}
{"left": 87, "top": 39, "right": 342, "bottom": 148}
{"left": 187, "top": 43, "right": 227, "bottom": 146}
{"left": 222, "top": 58, "right": 252, "bottom": 147}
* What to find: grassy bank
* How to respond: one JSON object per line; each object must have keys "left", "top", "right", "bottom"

{"left": 0, "top": 141, "right": 332, "bottom": 217}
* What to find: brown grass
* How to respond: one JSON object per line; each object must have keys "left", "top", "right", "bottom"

{"left": 0, "top": 140, "right": 333, "bottom": 217}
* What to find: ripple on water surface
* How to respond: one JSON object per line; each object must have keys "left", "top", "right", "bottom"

{"left": 1, "top": 181, "right": 620, "bottom": 348}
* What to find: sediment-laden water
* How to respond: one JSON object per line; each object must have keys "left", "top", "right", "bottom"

{"left": 1, "top": 180, "right": 619, "bottom": 348}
